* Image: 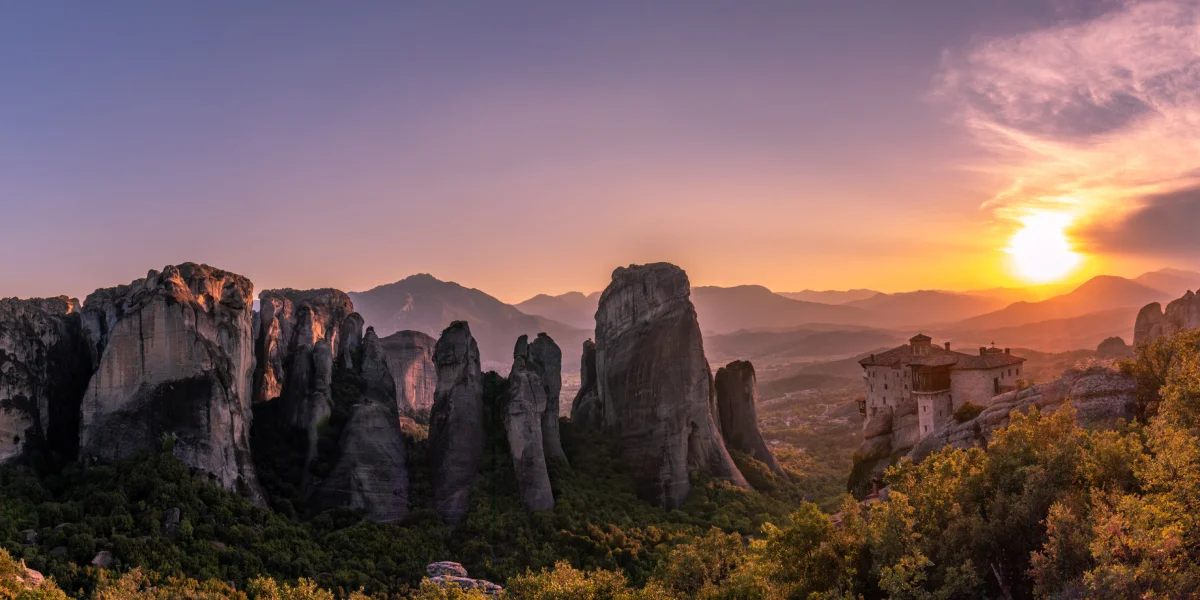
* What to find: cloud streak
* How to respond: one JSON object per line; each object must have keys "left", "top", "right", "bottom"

{"left": 937, "top": 0, "right": 1200, "bottom": 252}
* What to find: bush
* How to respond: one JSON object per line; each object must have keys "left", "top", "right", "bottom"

{"left": 952, "top": 401, "right": 984, "bottom": 423}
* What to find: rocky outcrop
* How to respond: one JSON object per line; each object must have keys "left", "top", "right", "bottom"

{"left": 0, "top": 297, "right": 92, "bottom": 465}
{"left": 713, "top": 361, "right": 786, "bottom": 478}
{"left": 506, "top": 336, "right": 554, "bottom": 511}
{"left": 909, "top": 366, "right": 1136, "bottom": 461}
{"left": 528, "top": 333, "right": 568, "bottom": 464}
{"left": 377, "top": 330, "right": 437, "bottom": 415}
{"left": 1134, "top": 290, "right": 1200, "bottom": 346}
{"left": 312, "top": 327, "right": 408, "bottom": 522}
{"left": 428, "top": 321, "right": 485, "bottom": 524}
{"left": 252, "top": 289, "right": 356, "bottom": 475}
{"left": 425, "top": 562, "right": 503, "bottom": 596}
{"left": 569, "top": 340, "right": 601, "bottom": 429}
{"left": 594, "top": 263, "right": 748, "bottom": 508}
{"left": 1096, "top": 336, "right": 1133, "bottom": 359}
{"left": 78, "top": 264, "right": 261, "bottom": 500}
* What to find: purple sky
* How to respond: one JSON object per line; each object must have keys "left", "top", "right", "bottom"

{"left": 2, "top": 1, "right": 1190, "bottom": 303}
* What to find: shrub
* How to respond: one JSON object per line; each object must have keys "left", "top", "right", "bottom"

{"left": 952, "top": 401, "right": 983, "bottom": 423}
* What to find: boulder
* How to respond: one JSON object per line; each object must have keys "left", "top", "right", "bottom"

{"left": 0, "top": 296, "right": 92, "bottom": 465}
{"left": 910, "top": 366, "right": 1137, "bottom": 461}
{"left": 1135, "top": 290, "right": 1200, "bottom": 346}
{"left": 528, "top": 333, "right": 568, "bottom": 464}
{"left": 594, "top": 263, "right": 748, "bottom": 508}
{"left": 713, "top": 361, "right": 786, "bottom": 478}
{"left": 427, "top": 321, "right": 485, "bottom": 524}
{"left": 505, "top": 337, "right": 554, "bottom": 511}
{"left": 425, "top": 562, "right": 503, "bottom": 596}
{"left": 91, "top": 550, "right": 114, "bottom": 569}
{"left": 377, "top": 330, "right": 437, "bottom": 415}
{"left": 312, "top": 327, "right": 409, "bottom": 523}
{"left": 79, "top": 264, "right": 261, "bottom": 500}
{"left": 336, "top": 313, "right": 365, "bottom": 371}
{"left": 568, "top": 340, "right": 602, "bottom": 429}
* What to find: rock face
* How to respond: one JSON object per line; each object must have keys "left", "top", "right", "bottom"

{"left": 1134, "top": 290, "right": 1200, "bottom": 346}
{"left": 377, "top": 330, "right": 437, "bottom": 415}
{"left": 713, "top": 361, "right": 786, "bottom": 478}
{"left": 569, "top": 340, "right": 601, "bottom": 429}
{"left": 528, "top": 333, "right": 568, "bottom": 464}
{"left": 0, "top": 297, "right": 92, "bottom": 465}
{"left": 909, "top": 366, "right": 1137, "bottom": 461}
{"left": 593, "top": 263, "right": 748, "bottom": 508}
{"left": 425, "top": 562, "right": 503, "bottom": 596}
{"left": 506, "top": 336, "right": 554, "bottom": 511}
{"left": 428, "top": 321, "right": 485, "bottom": 524}
{"left": 252, "top": 289, "right": 356, "bottom": 473}
{"left": 312, "top": 327, "right": 409, "bottom": 522}
{"left": 79, "top": 264, "right": 261, "bottom": 500}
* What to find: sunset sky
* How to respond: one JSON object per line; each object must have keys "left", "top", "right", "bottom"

{"left": 4, "top": 1, "right": 1199, "bottom": 303}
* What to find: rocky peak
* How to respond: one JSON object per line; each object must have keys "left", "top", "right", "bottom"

{"left": 377, "top": 330, "right": 437, "bottom": 415}
{"left": 593, "top": 263, "right": 748, "bottom": 508}
{"left": 1134, "top": 290, "right": 1200, "bottom": 346}
{"left": 569, "top": 339, "right": 601, "bottom": 429}
{"left": 427, "top": 321, "right": 486, "bottom": 524}
{"left": 528, "top": 333, "right": 567, "bottom": 464}
{"left": 78, "top": 263, "right": 262, "bottom": 501}
{"left": 0, "top": 296, "right": 91, "bottom": 465}
{"left": 505, "top": 335, "right": 554, "bottom": 511}
{"left": 714, "top": 360, "right": 787, "bottom": 478}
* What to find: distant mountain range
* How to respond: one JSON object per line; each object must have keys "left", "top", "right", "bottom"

{"left": 349, "top": 274, "right": 589, "bottom": 371}
{"left": 348, "top": 268, "right": 1200, "bottom": 374}
{"left": 778, "top": 289, "right": 879, "bottom": 304}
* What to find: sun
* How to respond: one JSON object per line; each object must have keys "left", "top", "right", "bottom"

{"left": 1005, "top": 212, "right": 1082, "bottom": 283}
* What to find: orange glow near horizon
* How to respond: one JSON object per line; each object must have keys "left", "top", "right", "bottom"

{"left": 1004, "top": 212, "right": 1082, "bottom": 284}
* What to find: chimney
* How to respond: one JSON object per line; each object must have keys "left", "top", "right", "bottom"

{"left": 944, "top": 342, "right": 951, "bottom": 350}
{"left": 979, "top": 347, "right": 987, "bottom": 356}
{"left": 1004, "top": 348, "right": 1010, "bottom": 355}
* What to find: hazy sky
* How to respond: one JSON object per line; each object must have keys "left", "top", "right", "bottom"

{"left": 3, "top": 1, "right": 1196, "bottom": 303}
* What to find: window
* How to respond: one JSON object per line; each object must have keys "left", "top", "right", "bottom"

{"left": 923, "top": 426, "right": 929, "bottom": 433}
{"left": 884, "top": 384, "right": 888, "bottom": 390}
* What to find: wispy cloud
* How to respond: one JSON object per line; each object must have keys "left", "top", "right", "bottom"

{"left": 937, "top": 0, "right": 1200, "bottom": 253}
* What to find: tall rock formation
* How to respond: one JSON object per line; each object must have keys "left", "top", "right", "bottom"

{"left": 0, "top": 297, "right": 92, "bottom": 465}
{"left": 378, "top": 330, "right": 437, "bottom": 415}
{"left": 78, "top": 264, "right": 261, "bottom": 500}
{"left": 312, "top": 327, "right": 408, "bottom": 523}
{"left": 528, "top": 333, "right": 568, "bottom": 464}
{"left": 428, "top": 321, "right": 485, "bottom": 524}
{"left": 713, "top": 361, "right": 787, "bottom": 478}
{"left": 252, "top": 289, "right": 356, "bottom": 473}
{"left": 569, "top": 340, "right": 601, "bottom": 429}
{"left": 504, "top": 336, "right": 554, "bottom": 511}
{"left": 594, "top": 263, "right": 748, "bottom": 508}
{"left": 1135, "top": 290, "right": 1200, "bottom": 346}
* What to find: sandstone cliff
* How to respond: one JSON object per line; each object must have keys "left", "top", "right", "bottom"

{"left": 312, "top": 327, "right": 409, "bottom": 523}
{"left": 1134, "top": 290, "right": 1200, "bottom": 346}
{"left": 0, "top": 297, "right": 91, "bottom": 465}
{"left": 568, "top": 339, "right": 601, "bottom": 429}
{"left": 252, "top": 289, "right": 356, "bottom": 476}
{"left": 594, "top": 263, "right": 748, "bottom": 508}
{"left": 377, "top": 330, "right": 437, "bottom": 415}
{"left": 505, "top": 336, "right": 554, "bottom": 511}
{"left": 909, "top": 366, "right": 1136, "bottom": 461}
{"left": 428, "top": 321, "right": 485, "bottom": 524}
{"left": 713, "top": 361, "right": 787, "bottom": 478}
{"left": 528, "top": 333, "right": 568, "bottom": 465}
{"left": 78, "top": 264, "right": 261, "bottom": 500}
